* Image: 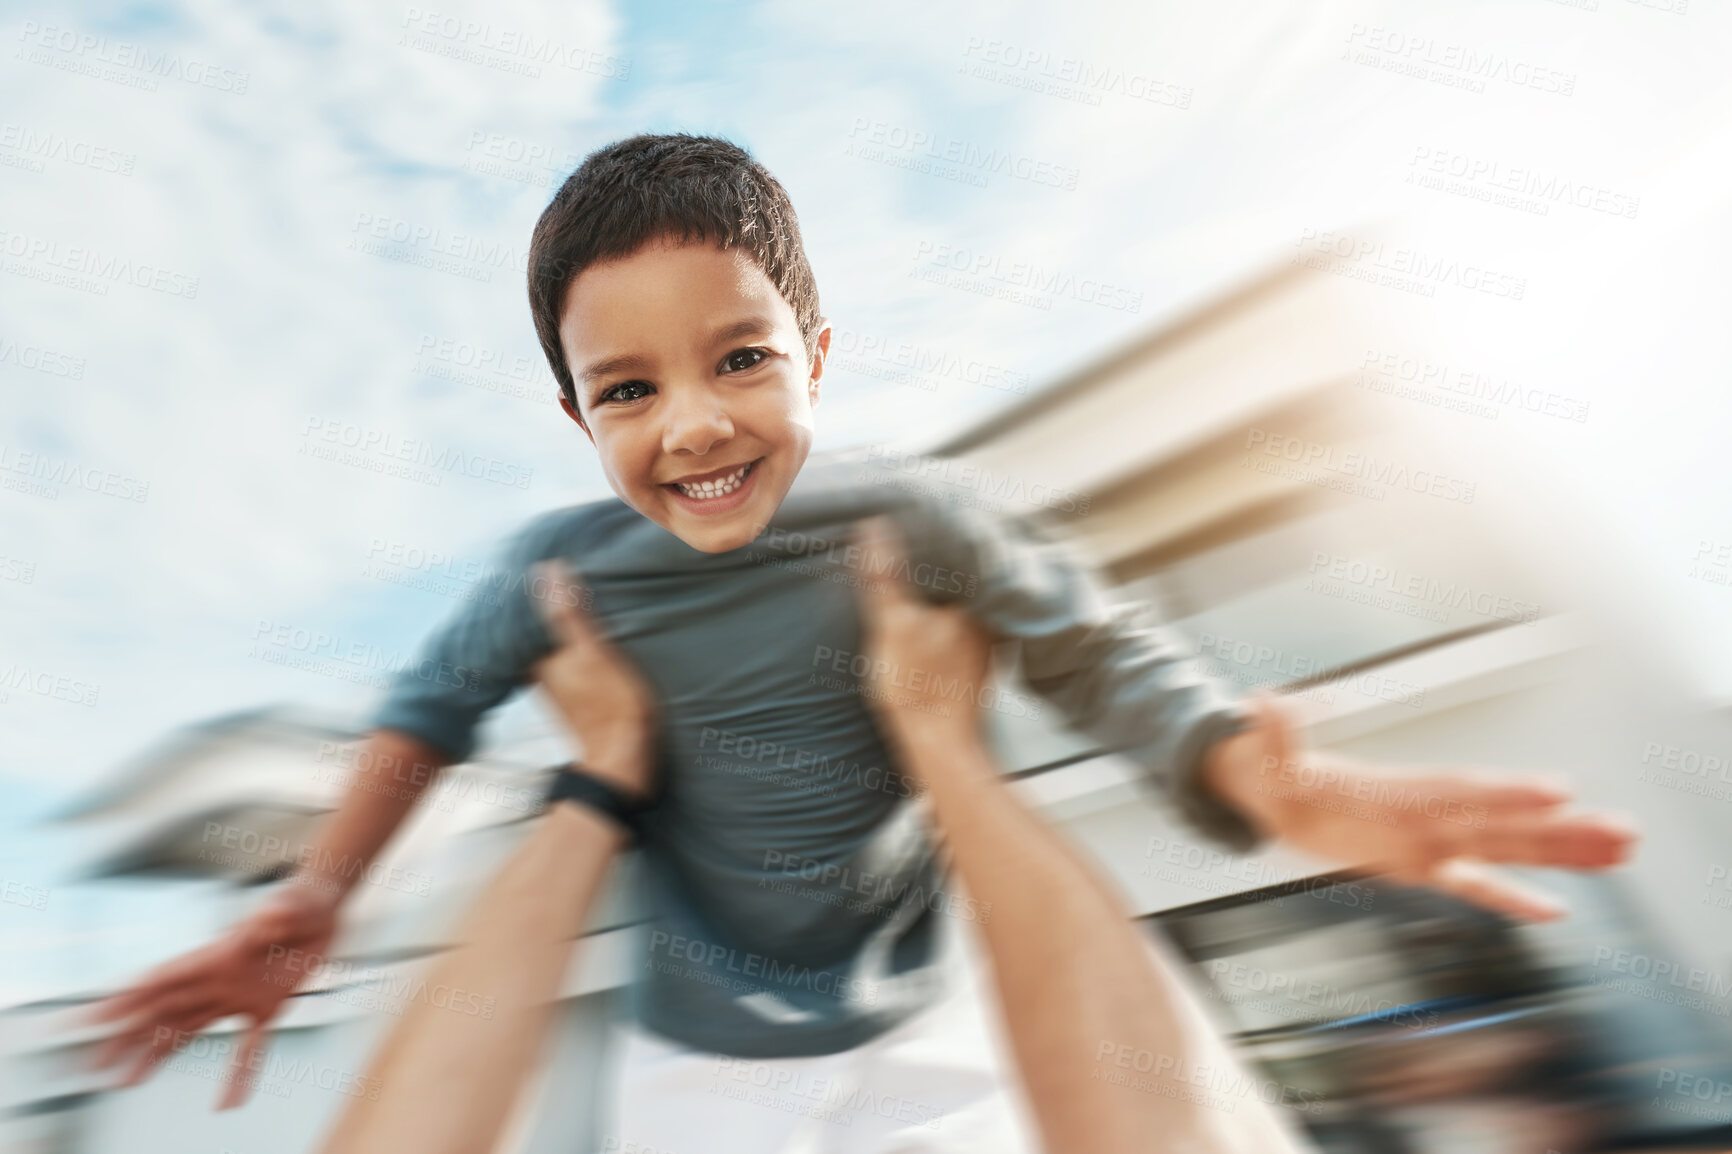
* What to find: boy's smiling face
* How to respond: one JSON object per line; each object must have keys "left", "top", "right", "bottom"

{"left": 557, "top": 236, "right": 830, "bottom": 554}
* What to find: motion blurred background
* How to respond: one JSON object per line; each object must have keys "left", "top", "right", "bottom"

{"left": 3, "top": 1, "right": 1732, "bottom": 1151}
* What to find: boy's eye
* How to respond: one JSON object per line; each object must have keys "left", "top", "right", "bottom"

{"left": 599, "top": 380, "right": 654, "bottom": 404}
{"left": 721, "top": 347, "right": 768, "bottom": 374}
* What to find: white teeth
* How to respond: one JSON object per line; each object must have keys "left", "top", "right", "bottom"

{"left": 676, "top": 462, "right": 752, "bottom": 500}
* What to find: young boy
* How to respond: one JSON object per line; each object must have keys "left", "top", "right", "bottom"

{"left": 89, "top": 134, "right": 1635, "bottom": 1142}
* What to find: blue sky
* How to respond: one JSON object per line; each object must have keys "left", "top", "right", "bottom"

{"left": 5, "top": 0, "right": 1732, "bottom": 1002}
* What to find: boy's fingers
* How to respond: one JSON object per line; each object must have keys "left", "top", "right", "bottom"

{"left": 529, "top": 560, "right": 597, "bottom": 649}
{"left": 1467, "top": 809, "right": 1639, "bottom": 870}
{"left": 87, "top": 947, "right": 214, "bottom": 1024}
{"left": 218, "top": 1021, "right": 268, "bottom": 1110}
{"left": 1417, "top": 860, "right": 1568, "bottom": 923}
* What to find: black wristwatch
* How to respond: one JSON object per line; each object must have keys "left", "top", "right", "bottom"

{"left": 540, "top": 763, "right": 653, "bottom": 844}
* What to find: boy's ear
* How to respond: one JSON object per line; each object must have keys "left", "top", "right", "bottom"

{"left": 558, "top": 392, "right": 596, "bottom": 447}
{"left": 808, "top": 322, "right": 832, "bottom": 407}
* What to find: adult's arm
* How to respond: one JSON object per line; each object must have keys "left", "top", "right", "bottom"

{"left": 317, "top": 560, "right": 653, "bottom": 1153}
{"left": 853, "top": 517, "right": 1307, "bottom": 1154}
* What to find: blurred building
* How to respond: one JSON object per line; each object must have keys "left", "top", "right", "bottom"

{"left": 7, "top": 251, "right": 1732, "bottom": 1153}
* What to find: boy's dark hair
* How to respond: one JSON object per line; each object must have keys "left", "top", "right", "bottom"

{"left": 528, "top": 133, "right": 822, "bottom": 409}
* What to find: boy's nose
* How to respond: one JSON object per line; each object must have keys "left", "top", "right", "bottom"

{"left": 659, "top": 390, "right": 735, "bottom": 457}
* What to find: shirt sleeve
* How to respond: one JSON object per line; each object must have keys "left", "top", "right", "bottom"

{"left": 889, "top": 494, "right": 1267, "bottom": 855}
{"left": 368, "top": 512, "right": 566, "bottom": 764}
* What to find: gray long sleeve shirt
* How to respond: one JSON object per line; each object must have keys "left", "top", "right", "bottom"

{"left": 372, "top": 449, "right": 1259, "bottom": 1058}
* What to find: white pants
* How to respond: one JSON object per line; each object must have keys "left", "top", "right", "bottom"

{"left": 599, "top": 912, "right": 1041, "bottom": 1154}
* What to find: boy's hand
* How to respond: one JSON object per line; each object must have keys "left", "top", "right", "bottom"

{"left": 1205, "top": 694, "right": 1640, "bottom": 920}
{"left": 81, "top": 876, "right": 341, "bottom": 1110}
{"left": 852, "top": 517, "right": 993, "bottom": 750}
{"left": 528, "top": 560, "right": 657, "bottom": 800}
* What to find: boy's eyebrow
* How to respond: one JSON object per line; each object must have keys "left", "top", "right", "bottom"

{"left": 578, "top": 316, "right": 779, "bottom": 385}
{"left": 580, "top": 351, "right": 653, "bottom": 385}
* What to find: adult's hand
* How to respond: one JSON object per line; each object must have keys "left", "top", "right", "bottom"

{"left": 527, "top": 559, "right": 657, "bottom": 801}
{"left": 850, "top": 517, "right": 994, "bottom": 758}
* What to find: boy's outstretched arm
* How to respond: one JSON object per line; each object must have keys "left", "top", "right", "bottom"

{"left": 81, "top": 725, "right": 452, "bottom": 1108}
{"left": 889, "top": 491, "right": 1637, "bottom": 920}
{"left": 854, "top": 518, "right": 1307, "bottom": 1154}
{"left": 1198, "top": 702, "right": 1638, "bottom": 920}
{"left": 84, "top": 515, "right": 575, "bottom": 1108}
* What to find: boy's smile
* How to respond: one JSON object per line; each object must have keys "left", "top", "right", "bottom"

{"left": 556, "top": 236, "right": 829, "bottom": 553}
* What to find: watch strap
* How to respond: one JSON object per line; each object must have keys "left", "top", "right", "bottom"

{"left": 541, "top": 763, "right": 651, "bottom": 843}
